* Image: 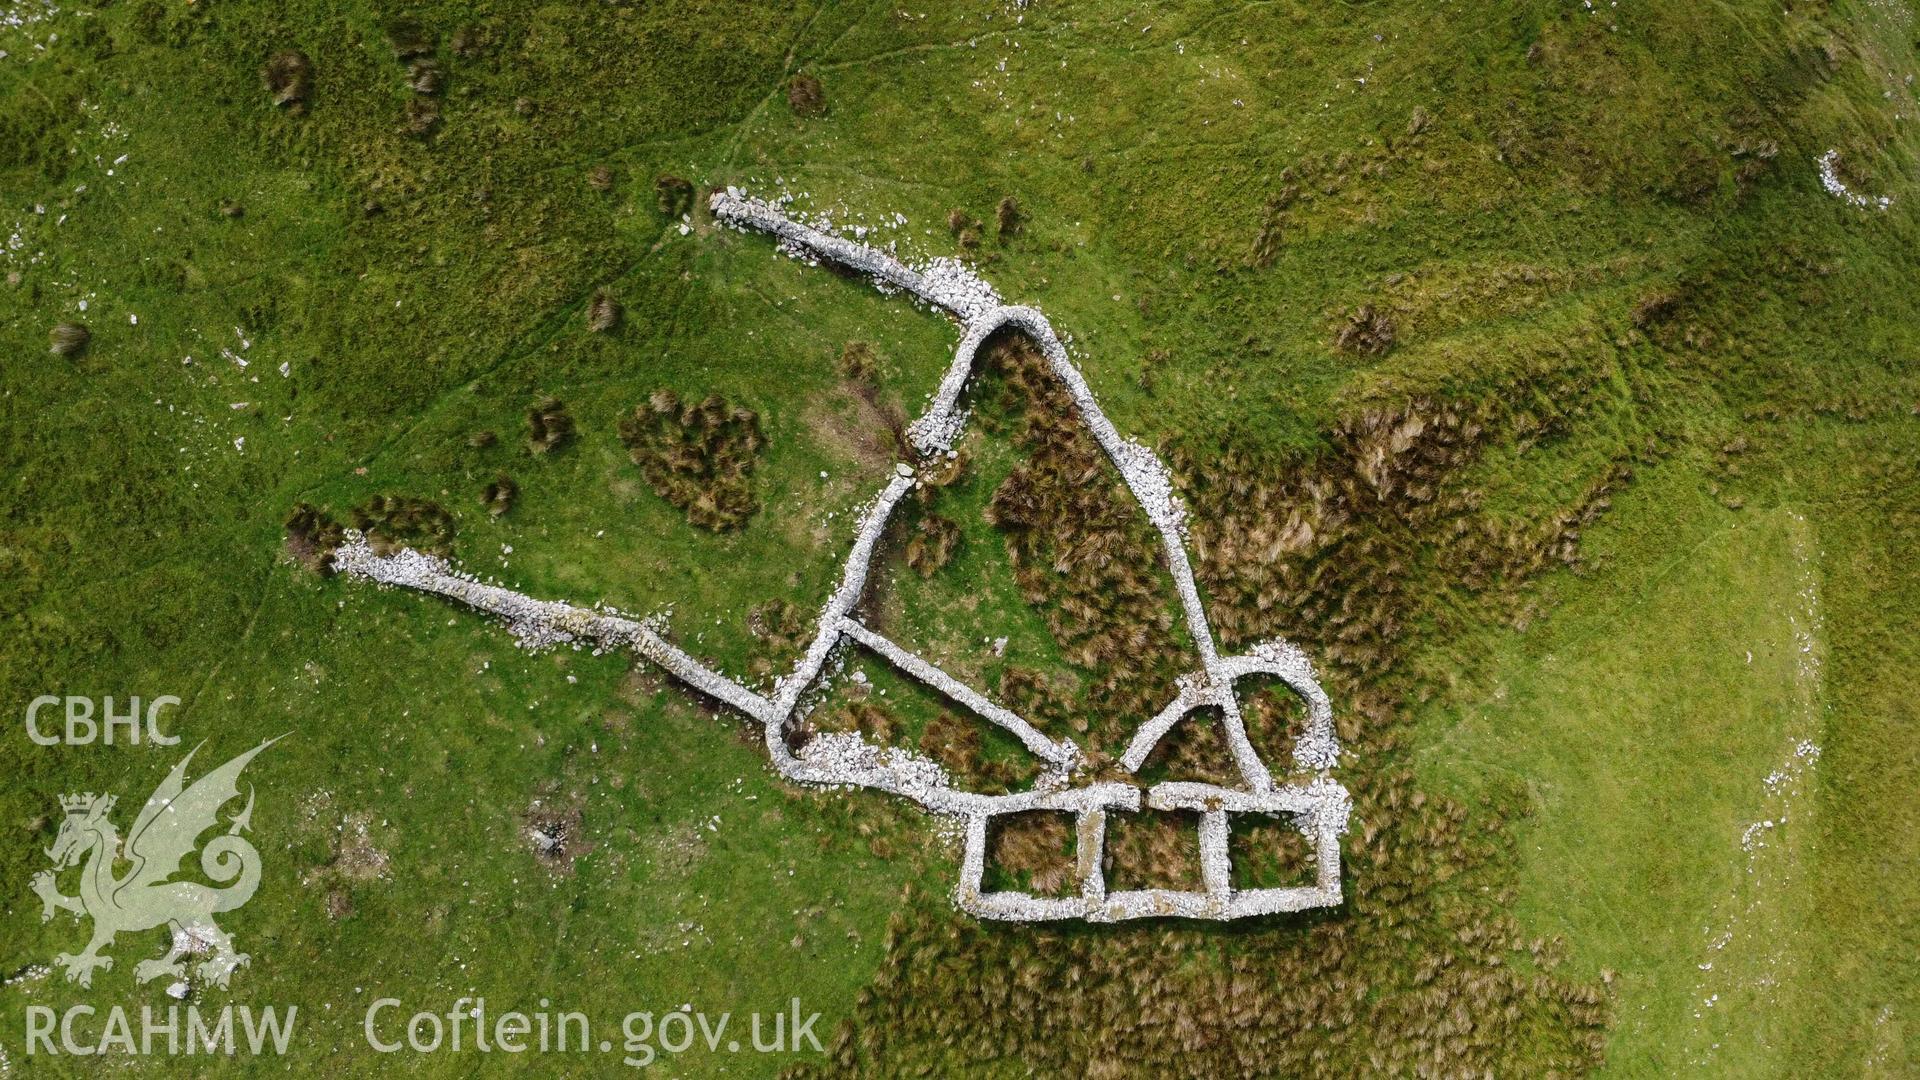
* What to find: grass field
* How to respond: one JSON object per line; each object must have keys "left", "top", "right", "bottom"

{"left": 3, "top": 0, "right": 1918, "bottom": 1074}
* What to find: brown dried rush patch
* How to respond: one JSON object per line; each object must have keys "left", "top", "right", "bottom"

{"left": 917, "top": 712, "right": 1043, "bottom": 795}
{"left": 1102, "top": 809, "right": 1201, "bottom": 893}
{"left": 618, "top": 390, "right": 765, "bottom": 531}
{"left": 1131, "top": 705, "right": 1241, "bottom": 787}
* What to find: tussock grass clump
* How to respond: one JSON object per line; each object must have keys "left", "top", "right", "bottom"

{"left": 350, "top": 495, "right": 454, "bottom": 556}
{"left": 283, "top": 503, "right": 344, "bottom": 574}
{"left": 916, "top": 446, "right": 968, "bottom": 494}
{"left": 48, "top": 322, "right": 89, "bottom": 357}
{"left": 466, "top": 429, "right": 497, "bottom": 449}
{"left": 838, "top": 340, "right": 878, "bottom": 383}
{"left": 449, "top": 25, "right": 484, "bottom": 58}
{"left": 788, "top": 73, "right": 825, "bottom": 116}
{"left": 402, "top": 98, "right": 440, "bottom": 137}
{"left": 617, "top": 390, "right": 764, "bottom": 531}
{"left": 1249, "top": 187, "right": 1300, "bottom": 267}
{"left": 1333, "top": 304, "right": 1396, "bottom": 356}
{"left": 383, "top": 18, "right": 434, "bottom": 60}
{"left": 525, "top": 396, "right": 574, "bottom": 455}
{"left": 585, "top": 290, "right": 621, "bottom": 332}
{"left": 656, "top": 175, "right": 694, "bottom": 217}
{"left": 407, "top": 58, "right": 443, "bottom": 96}
{"left": 480, "top": 473, "right": 516, "bottom": 518}
{"left": 904, "top": 515, "right": 960, "bottom": 578}
{"left": 994, "top": 195, "right": 1022, "bottom": 240}
{"left": 262, "top": 50, "right": 313, "bottom": 113}
{"left": 946, "top": 209, "right": 981, "bottom": 250}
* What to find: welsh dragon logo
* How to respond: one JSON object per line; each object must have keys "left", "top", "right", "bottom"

{"left": 31, "top": 738, "right": 278, "bottom": 989}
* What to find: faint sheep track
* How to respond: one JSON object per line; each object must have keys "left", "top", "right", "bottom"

{"left": 333, "top": 189, "right": 1351, "bottom": 922}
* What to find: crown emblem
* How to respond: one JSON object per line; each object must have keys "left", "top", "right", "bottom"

{"left": 59, "top": 793, "right": 114, "bottom": 816}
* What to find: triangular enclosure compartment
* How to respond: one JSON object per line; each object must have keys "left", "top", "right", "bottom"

{"left": 853, "top": 328, "right": 1208, "bottom": 770}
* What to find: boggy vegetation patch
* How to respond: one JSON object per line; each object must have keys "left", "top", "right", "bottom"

{"left": 618, "top": 390, "right": 765, "bottom": 531}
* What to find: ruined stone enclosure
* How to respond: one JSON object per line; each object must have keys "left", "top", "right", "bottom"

{"left": 332, "top": 191, "right": 1351, "bottom": 922}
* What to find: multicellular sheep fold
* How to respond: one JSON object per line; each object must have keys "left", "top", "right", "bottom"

{"left": 334, "top": 190, "right": 1351, "bottom": 921}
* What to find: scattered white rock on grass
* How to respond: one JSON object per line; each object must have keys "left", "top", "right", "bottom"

{"left": 1817, "top": 149, "right": 1892, "bottom": 211}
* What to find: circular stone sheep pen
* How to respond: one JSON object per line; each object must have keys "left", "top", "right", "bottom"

{"left": 333, "top": 190, "right": 1352, "bottom": 921}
